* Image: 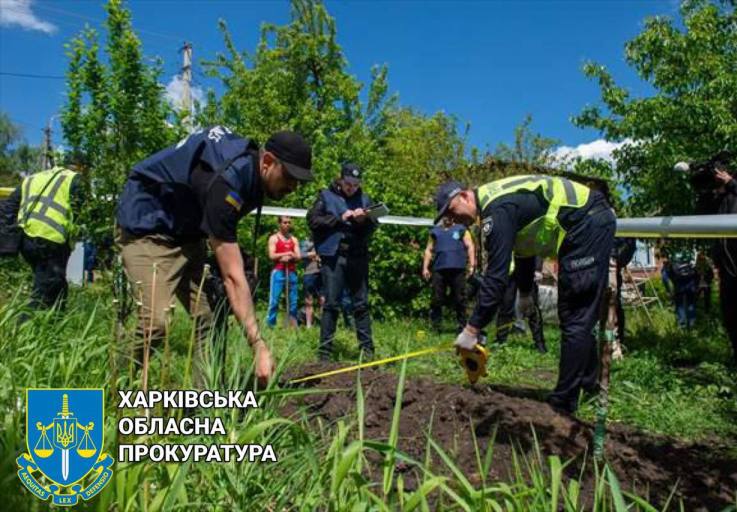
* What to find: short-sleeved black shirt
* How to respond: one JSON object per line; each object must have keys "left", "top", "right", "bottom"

{"left": 190, "top": 158, "right": 260, "bottom": 243}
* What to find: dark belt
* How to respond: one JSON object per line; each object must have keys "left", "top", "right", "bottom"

{"left": 337, "top": 242, "right": 367, "bottom": 257}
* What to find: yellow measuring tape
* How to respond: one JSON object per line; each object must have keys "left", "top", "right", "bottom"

{"left": 289, "top": 321, "right": 520, "bottom": 385}
{"left": 289, "top": 344, "right": 452, "bottom": 384}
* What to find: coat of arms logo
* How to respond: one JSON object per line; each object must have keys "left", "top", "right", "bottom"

{"left": 17, "top": 389, "right": 114, "bottom": 506}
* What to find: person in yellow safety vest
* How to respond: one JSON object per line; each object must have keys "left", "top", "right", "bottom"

{"left": 435, "top": 175, "right": 616, "bottom": 415}
{"left": 7, "top": 151, "right": 86, "bottom": 309}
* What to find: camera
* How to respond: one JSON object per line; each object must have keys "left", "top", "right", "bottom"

{"left": 674, "top": 150, "right": 734, "bottom": 191}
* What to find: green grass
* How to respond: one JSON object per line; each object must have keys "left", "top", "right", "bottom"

{"left": 1, "top": 265, "right": 735, "bottom": 510}
{"left": 285, "top": 307, "right": 737, "bottom": 442}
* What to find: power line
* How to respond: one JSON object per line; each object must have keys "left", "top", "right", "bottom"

{"left": 34, "top": 3, "right": 187, "bottom": 43}
{"left": 0, "top": 72, "right": 65, "bottom": 80}
{"left": 2, "top": 4, "right": 199, "bottom": 56}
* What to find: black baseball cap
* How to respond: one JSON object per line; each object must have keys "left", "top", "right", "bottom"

{"left": 434, "top": 180, "right": 464, "bottom": 224}
{"left": 341, "top": 162, "right": 362, "bottom": 184}
{"left": 63, "top": 149, "right": 89, "bottom": 168}
{"left": 265, "top": 131, "right": 313, "bottom": 181}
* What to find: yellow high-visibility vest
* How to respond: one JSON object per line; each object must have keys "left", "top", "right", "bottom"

{"left": 17, "top": 167, "right": 77, "bottom": 244}
{"left": 477, "top": 175, "right": 590, "bottom": 257}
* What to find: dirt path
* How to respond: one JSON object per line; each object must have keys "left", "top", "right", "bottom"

{"left": 284, "top": 363, "right": 737, "bottom": 510}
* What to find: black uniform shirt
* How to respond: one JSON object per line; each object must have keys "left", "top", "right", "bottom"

{"left": 190, "top": 154, "right": 261, "bottom": 243}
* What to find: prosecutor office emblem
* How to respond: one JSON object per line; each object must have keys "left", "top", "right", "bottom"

{"left": 17, "top": 389, "right": 114, "bottom": 506}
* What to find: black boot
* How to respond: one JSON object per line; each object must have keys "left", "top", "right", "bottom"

{"left": 359, "top": 347, "right": 374, "bottom": 361}
{"left": 546, "top": 395, "right": 576, "bottom": 415}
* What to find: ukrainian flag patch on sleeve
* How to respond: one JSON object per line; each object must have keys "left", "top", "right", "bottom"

{"left": 225, "top": 190, "right": 243, "bottom": 211}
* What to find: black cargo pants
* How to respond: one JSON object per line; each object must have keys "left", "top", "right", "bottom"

{"left": 318, "top": 252, "right": 374, "bottom": 359}
{"left": 430, "top": 268, "right": 467, "bottom": 333}
{"left": 718, "top": 268, "right": 737, "bottom": 366}
{"left": 549, "top": 198, "right": 616, "bottom": 412}
{"left": 20, "top": 236, "right": 71, "bottom": 309}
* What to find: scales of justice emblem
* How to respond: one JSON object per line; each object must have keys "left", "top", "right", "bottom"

{"left": 17, "top": 389, "right": 114, "bottom": 506}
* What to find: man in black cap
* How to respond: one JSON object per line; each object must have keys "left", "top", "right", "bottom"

{"left": 435, "top": 175, "right": 616, "bottom": 414}
{"left": 307, "top": 163, "right": 378, "bottom": 361}
{"left": 116, "top": 125, "right": 313, "bottom": 387}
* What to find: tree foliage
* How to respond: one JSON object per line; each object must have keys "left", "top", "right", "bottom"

{"left": 202, "top": 0, "right": 469, "bottom": 316}
{"left": 494, "top": 114, "right": 559, "bottom": 168}
{"left": 61, "top": 0, "right": 175, "bottom": 240}
{"left": 0, "top": 112, "right": 42, "bottom": 187}
{"left": 574, "top": 0, "right": 737, "bottom": 215}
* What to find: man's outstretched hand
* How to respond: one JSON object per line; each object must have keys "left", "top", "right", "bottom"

{"left": 454, "top": 325, "right": 480, "bottom": 350}
{"left": 253, "top": 340, "right": 275, "bottom": 387}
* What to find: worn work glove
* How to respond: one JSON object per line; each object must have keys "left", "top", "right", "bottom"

{"left": 518, "top": 292, "right": 535, "bottom": 317}
{"left": 454, "top": 327, "right": 479, "bottom": 350}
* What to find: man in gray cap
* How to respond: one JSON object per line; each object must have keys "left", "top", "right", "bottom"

{"left": 435, "top": 175, "right": 616, "bottom": 414}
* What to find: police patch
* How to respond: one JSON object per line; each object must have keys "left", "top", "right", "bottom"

{"left": 225, "top": 191, "right": 243, "bottom": 211}
{"left": 482, "top": 217, "right": 493, "bottom": 235}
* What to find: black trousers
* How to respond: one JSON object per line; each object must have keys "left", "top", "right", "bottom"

{"left": 615, "top": 266, "right": 626, "bottom": 344}
{"left": 318, "top": 253, "right": 373, "bottom": 357}
{"left": 20, "top": 236, "right": 71, "bottom": 309}
{"left": 697, "top": 285, "right": 712, "bottom": 312}
{"left": 718, "top": 269, "right": 737, "bottom": 365}
{"left": 430, "top": 268, "right": 467, "bottom": 332}
{"left": 550, "top": 203, "right": 617, "bottom": 411}
{"left": 496, "top": 279, "right": 544, "bottom": 345}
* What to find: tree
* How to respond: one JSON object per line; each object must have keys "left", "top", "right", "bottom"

{"left": 455, "top": 115, "right": 561, "bottom": 188}
{"left": 370, "top": 108, "right": 469, "bottom": 315}
{"left": 494, "top": 114, "right": 559, "bottom": 169}
{"left": 61, "top": 0, "right": 175, "bottom": 241}
{"left": 203, "top": 0, "right": 393, "bottom": 209}
{"left": 574, "top": 0, "right": 737, "bottom": 215}
{"left": 0, "top": 112, "right": 42, "bottom": 187}
{"left": 202, "top": 0, "right": 470, "bottom": 315}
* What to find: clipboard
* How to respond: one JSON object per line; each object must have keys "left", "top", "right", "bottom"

{"left": 365, "top": 202, "right": 389, "bottom": 220}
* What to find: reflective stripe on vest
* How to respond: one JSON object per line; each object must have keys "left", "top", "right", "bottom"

{"left": 477, "top": 175, "right": 590, "bottom": 257}
{"left": 17, "top": 167, "right": 75, "bottom": 244}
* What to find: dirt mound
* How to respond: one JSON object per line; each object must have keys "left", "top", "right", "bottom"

{"left": 283, "top": 363, "right": 737, "bottom": 510}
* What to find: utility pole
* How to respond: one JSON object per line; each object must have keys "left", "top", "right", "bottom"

{"left": 41, "top": 120, "right": 53, "bottom": 169}
{"left": 181, "top": 42, "right": 193, "bottom": 132}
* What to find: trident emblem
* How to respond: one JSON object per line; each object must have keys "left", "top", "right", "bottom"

{"left": 33, "top": 393, "right": 96, "bottom": 482}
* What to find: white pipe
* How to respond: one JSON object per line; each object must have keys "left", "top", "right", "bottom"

{"left": 616, "top": 214, "right": 737, "bottom": 238}
{"left": 261, "top": 206, "right": 737, "bottom": 238}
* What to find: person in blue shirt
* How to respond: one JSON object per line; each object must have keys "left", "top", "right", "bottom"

{"left": 422, "top": 216, "right": 476, "bottom": 334}
{"left": 661, "top": 254, "right": 698, "bottom": 330}
{"left": 116, "top": 126, "right": 313, "bottom": 387}
{"left": 83, "top": 240, "right": 97, "bottom": 285}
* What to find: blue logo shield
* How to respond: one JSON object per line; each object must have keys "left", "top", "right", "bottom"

{"left": 18, "top": 388, "right": 113, "bottom": 506}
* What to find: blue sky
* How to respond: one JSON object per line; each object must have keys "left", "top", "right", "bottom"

{"left": 0, "top": 0, "right": 677, "bottom": 158}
